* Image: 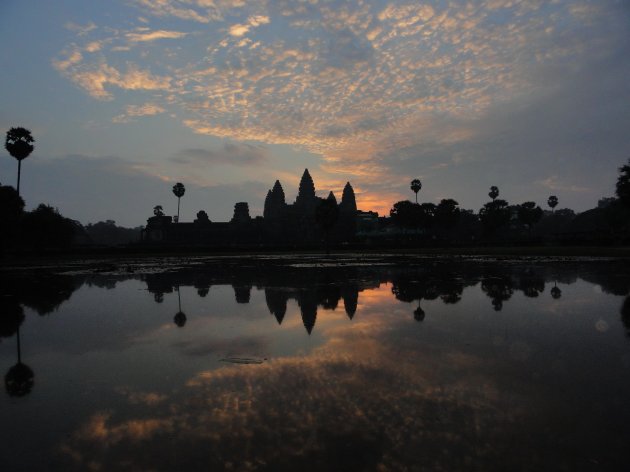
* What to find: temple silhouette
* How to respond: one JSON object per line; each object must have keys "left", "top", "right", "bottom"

{"left": 141, "top": 169, "right": 360, "bottom": 246}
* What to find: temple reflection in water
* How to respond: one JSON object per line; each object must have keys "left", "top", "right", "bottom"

{"left": 2, "top": 257, "right": 630, "bottom": 471}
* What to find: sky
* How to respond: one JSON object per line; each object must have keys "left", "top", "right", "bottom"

{"left": 1, "top": 0, "right": 629, "bottom": 227}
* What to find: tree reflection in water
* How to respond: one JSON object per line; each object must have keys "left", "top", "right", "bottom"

{"left": 391, "top": 269, "right": 466, "bottom": 320}
{"left": 3, "top": 258, "right": 630, "bottom": 470}
{"left": 481, "top": 275, "right": 514, "bottom": 311}
{"left": 551, "top": 282, "right": 562, "bottom": 299}
{"left": 621, "top": 296, "right": 630, "bottom": 336}
{"left": 173, "top": 285, "right": 187, "bottom": 327}
{"left": 4, "top": 324, "right": 34, "bottom": 397}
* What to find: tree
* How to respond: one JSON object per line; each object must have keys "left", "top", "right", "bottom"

{"left": 417, "top": 202, "right": 436, "bottom": 229}
{"left": 434, "top": 199, "right": 461, "bottom": 230}
{"left": 173, "top": 286, "right": 187, "bottom": 327}
{"left": 547, "top": 195, "right": 558, "bottom": 212}
{"left": 172, "top": 182, "right": 185, "bottom": 223}
{"left": 616, "top": 158, "right": 630, "bottom": 207}
{"left": 410, "top": 179, "right": 422, "bottom": 204}
{"left": 488, "top": 186, "right": 499, "bottom": 202}
{"left": 21, "top": 204, "right": 76, "bottom": 248}
{"left": 517, "top": 202, "right": 543, "bottom": 229}
{"left": 153, "top": 205, "right": 164, "bottom": 217}
{"left": 0, "top": 184, "right": 25, "bottom": 251}
{"left": 5, "top": 127, "right": 35, "bottom": 196}
{"left": 195, "top": 210, "right": 210, "bottom": 224}
{"left": 390, "top": 200, "right": 421, "bottom": 228}
{"left": 479, "top": 199, "right": 511, "bottom": 234}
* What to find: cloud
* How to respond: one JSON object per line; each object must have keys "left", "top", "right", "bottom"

{"left": 112, "top": 103, "right": 166, "bottom": 123}
{"left": 228, "top": 23, "right": 251, "bottom": 37}
{"left": 125, "top": 29, "right": 188, "bottom": 42}
{"left": 535, "top": 177, "right": 591, "bottom": 194}
{"left": 172, "top": 335, "right": 269, "bottom": 357}
{"left": 52, "top": 49, "right": 83, "bottom": 72}
{"left": 132, "top": 0, "right": 252, "bottom": 23}
{"left": 58, "top": 281, "right": 581, "bottom": 471}
{"left": 171, "top": 142, "right": 269, "bottom": 166}
{"left": 64, "top": 21, "right": 97, "bottom": 36}
{"left": 53, "top": 58, "right": 172, "bottom": 100}
{"left": 228, "top": 14, "right": 270, "bottom": 36}
{"left": 52, "top": 0, "right": 630, "bottom": 211}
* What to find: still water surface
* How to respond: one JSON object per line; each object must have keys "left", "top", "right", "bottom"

{"left": 2, "top": 256, "right": 630, "bottom": 471}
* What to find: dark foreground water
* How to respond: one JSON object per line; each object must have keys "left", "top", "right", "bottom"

{"left": 2, "top": 256, "right": 630, "bottom": 471}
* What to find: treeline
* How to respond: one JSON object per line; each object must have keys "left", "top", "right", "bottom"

{"left": 0, "top": 184, "right": 140, "bottom": 252}
{"left": 384, "top": 159, "right": 630, "bottom": 245}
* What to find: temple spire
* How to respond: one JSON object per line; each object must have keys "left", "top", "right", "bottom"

{"left": 340, "top": 182, "right": 357, "bottom": 213}
{"left": 296, "top": 168, "right": 316, "bottom": 206}
{"left": 272, "top": 180, "right": 285, "bottom": 204}
{"left": 264, "top": 180, "right": 286, "bottom": 219}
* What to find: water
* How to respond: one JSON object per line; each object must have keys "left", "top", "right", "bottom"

{"left": 1, "top": 256, "right": 630, "bottom": 471}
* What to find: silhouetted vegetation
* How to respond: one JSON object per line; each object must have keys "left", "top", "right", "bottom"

{"left": 84, "top": 220, "right": 141, "bottom": 246}
{"left": 434, "top": 199, "right": 461, "bottom": 231}
{"left": 5, "top": 127, "right": 34, "bottom": 196}
{"left": 617, "top": 159, "right": 630, "bottom": 207}
{"left": 172, "top": 182, "right": 185, "bottom": 223}
{"left": 516, "top": 202, "right": 543, "bottom": 230}
{"left": 410, "top": 178, "right": 422, "bottom": 204}
{"left": 2, "top": 137, "right": 630, "bottom": 251}
{"left": 0, "top": 184, "right": 24, "bottom": 251}
{"left": 20, "top": 204, "right": 77, "bottom": 249}
{"left": 479, "top": 199, "right": 511, "bottom": 235}
{"left": 390, "top": 200, "right": 422, "bottom": 229}
{"left": 488, "top": 186, "right": 499, "bottom": 202}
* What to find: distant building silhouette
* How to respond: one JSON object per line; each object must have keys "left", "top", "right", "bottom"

{"left": 141, "top": 169, "right": 359, "bottom": 246}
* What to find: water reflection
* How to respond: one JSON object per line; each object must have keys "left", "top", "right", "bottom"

{"left": 551, "top": 282, "right": 562, "bottom": 299}
{"left": 2, "top": 258, "right": 630, "bottom": 470}
{"left": 621, "top": 296, "right": 630, "bottom": 336}
{"left": 173, "top": 286, "right": 187, "bottom": 327}
{"left": 2, "top": 260, "right": 630, "bottom": 334}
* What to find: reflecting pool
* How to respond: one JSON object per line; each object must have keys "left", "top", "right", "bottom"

{"left": 2, "top": 255, "right": 630, "bottom": 471}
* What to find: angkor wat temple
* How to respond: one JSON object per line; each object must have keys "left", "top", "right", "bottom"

{"left": 141, "top": 169, "right": 359, "bottom": 246}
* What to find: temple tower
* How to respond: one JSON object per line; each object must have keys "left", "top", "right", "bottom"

{"left": 264, "top": 180, "right": 286, "bottom": 219}
{"left": 295, "top": 169, "right": 317, "bottom": 208}
{"left": 340, "top": 182, "right": 357, "bottom": 213}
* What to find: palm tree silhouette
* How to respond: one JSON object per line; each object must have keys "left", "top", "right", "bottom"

{"left": 173, "top": 285, "right": 187, "bottom": 327}
{"left": 5, "top": 324, "right": 34, "bottom": 397}
{"left": 172, "top": 182, "right": 185, "bottom": 223}
{"left": 547, "top": 195, "right": 558, "bottom": 212}
{"left": 5, "top": 127, "right": 34, "bottom": 196}
{"left": 488, "top": 186, "right": 499, "bottom": 202}
{"left": 410, "top": 179, "right": 422, "bottom": 204}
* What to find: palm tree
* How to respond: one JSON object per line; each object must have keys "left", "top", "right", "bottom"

{"left": 173, "top": 285, "right": 187, "bottom": 327}
{"left": 5, "top": 127, "right": 35, "bottom": 196}
{"left": 410, "top": 179, "right": 422, "bottom": 204}
{"left": 488, "top": 186, "right": 499, "bottom": 202}
{"left": 5, "top": 323, "right": 34, "bottom": 397}
{"left": 172, "top": 182, "right": 185, "bottom": 223}
{"left": 616, "top": 158, "right": 630, "bottom": 207}
{"left": 547, "top": 195, "right": 558, "bottom": 212}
